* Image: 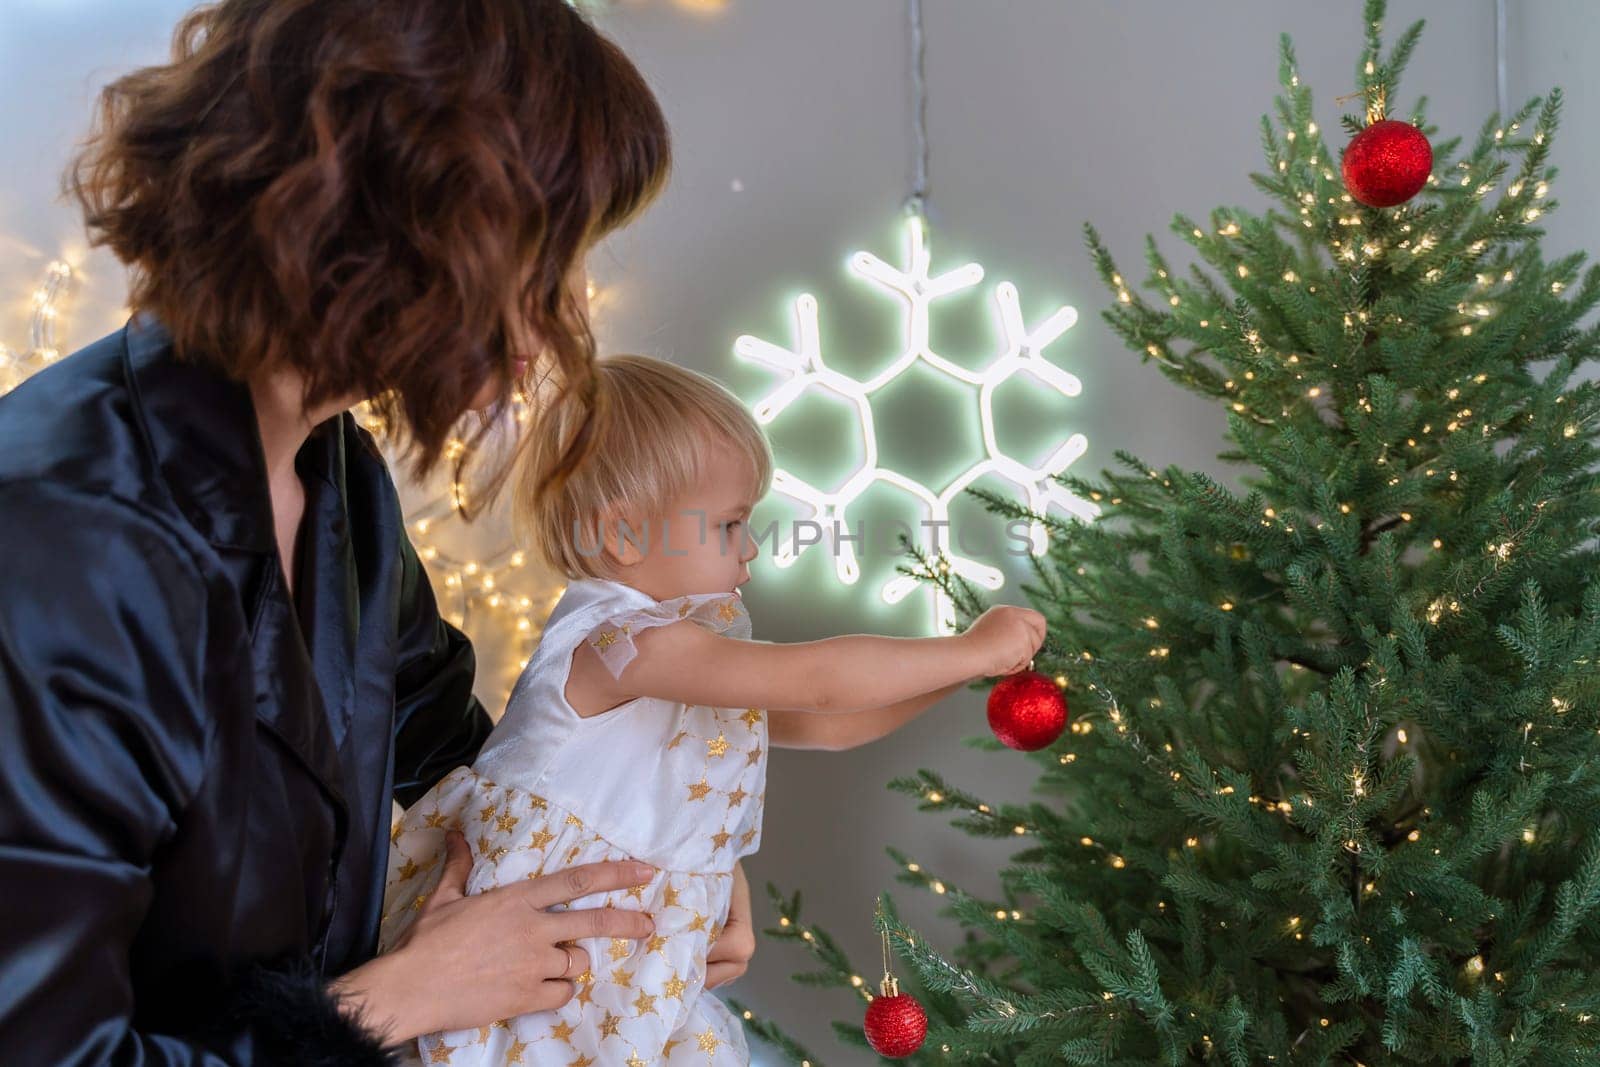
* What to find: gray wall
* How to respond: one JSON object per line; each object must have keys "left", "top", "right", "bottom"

{"left": 5, "top": 1, "right": 1590, "bottom": 1062}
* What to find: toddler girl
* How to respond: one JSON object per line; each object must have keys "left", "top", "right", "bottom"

{"left": 378, "top": 354, "right": 1045, "bottom": 1065}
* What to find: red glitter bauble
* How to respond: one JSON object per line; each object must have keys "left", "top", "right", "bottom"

{"left": 864, "top": 992, "right": 928, "bottom": 1058}
{"left": 986, "top": 670, "right": 1069, "bottom": 751}
{"left": 1341, "top": 119, "right": 1432, "bottom": 207}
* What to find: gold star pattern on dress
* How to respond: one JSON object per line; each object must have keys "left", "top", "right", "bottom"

{"left": 427, "top": 1044, "right": 454, "bottom": 1064}
{"left": 410, "top": 891, "right": 430, "bottom": 911}
{"left": 377, "top": 596, "right": 765, "bottom": 1066}
{"left": 594, "top": 629, "right": 618, "bottom": 649}
{"left": 423, "top": 810, "right": 448, "bottom": 828}
{"left": 390, "top": 821, "right": 403, "bottom": 844}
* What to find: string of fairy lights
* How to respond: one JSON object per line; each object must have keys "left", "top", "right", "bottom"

{"left": 0, "top": 260, "right": 72, "bottom": 394}
{"left": 351, "top": 389, "right": 563, "bottom": 708}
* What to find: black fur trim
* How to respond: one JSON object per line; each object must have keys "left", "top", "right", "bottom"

{"left": 211, "top": 954, "right": 406, "bottom": 1066}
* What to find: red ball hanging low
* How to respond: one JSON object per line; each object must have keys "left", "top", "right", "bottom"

{"left": 986, "top": 669, "right": 1069, "bottom": 751}
{"left": 863, "top": 978, "right": 928, "bottom": 1058}
{"left": 1341, "top": 118, "right": 1432, "bottom": 208}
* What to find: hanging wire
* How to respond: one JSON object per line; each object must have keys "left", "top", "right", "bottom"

{"left": 875, "top": 895, "right": 900, "bottom": 996}
{"left": 905, "top": 0, "right": 930, "bottom": 219}
{"left": 1493, "top": 0, "right": 1509, "bottom": 121}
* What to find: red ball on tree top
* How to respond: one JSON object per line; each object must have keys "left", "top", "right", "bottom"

{"left": 986, "top": 669, "right": 1069, "bottom": 751}
{"left": 863, "top": 977, "right": 928, "bottom": 1058}
{"left": 1341, "top": 118, "right": 1432, "bottom": 208}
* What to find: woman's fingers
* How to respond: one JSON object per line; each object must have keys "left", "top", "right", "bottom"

{"left": 519, "top": 860, "right": 656, "bottom": 910}
{"left": 704, "top": 960, "right": 748, "bottom": 989}
{"left": 547, "top": 903, "right": 655, "bottom": 944}
{"left": 422, "top": 830, "right": 473, "bottom": 911}
{"left": 539, "top": 979, "right": 579, "bottom": 1010}
{"left": 550, "top": 941, "right": 590, "bottom": 980}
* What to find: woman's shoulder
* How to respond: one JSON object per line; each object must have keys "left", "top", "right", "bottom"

{"left": 0, "top": 321, "right": 149, "bottom": 497}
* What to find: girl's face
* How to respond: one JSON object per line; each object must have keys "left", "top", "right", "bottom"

{"left": 608, "top": 439, "right": 761, "bottom": 600}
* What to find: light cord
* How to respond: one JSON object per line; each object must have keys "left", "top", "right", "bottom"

{"left": 905, "top": 0, "right": 929, "bottom": 218}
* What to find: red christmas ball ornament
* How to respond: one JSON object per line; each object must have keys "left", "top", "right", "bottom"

{"left": 864, "top": 977, "right": 928, "bottom": 1058}
{"left": 986, "top": 669, "right": 1069, "bottom": 751}
{"left": 1341, "top": 118, "right": 1432, "bottom": 207}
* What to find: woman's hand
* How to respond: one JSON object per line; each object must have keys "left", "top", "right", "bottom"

{"left": 330, "top": 830, "right": 656, "bottom": 1044}
{"left": 961, "top": 605, "right": 1047, "bottom": 677}
{"left": 705, "top": 861, "right": 756, "bottom": 989}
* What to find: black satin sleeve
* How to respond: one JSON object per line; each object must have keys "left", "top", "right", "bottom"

{"left": 390, "top": 525, "right": 493, "bottom": 810}
{"left": 0, "top": 484, "right": 396, "bottom": 1066}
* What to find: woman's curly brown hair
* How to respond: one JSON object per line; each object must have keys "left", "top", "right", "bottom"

{"left": 66, "top": 0, "right": 670, "bottom": 494}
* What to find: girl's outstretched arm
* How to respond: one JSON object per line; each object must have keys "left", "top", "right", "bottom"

{"left": 768, "top": 679, "right": 969, "bottom": 750}
{"left": 575, "top": 604, "right": 1043, "bottom": 718}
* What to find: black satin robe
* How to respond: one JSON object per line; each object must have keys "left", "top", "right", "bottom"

{"left": 0, "top": 314, "right": 495, "bottom": 1064}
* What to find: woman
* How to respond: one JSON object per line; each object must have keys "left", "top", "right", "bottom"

{"left": 0, "top": 1, "right": 754, "bottom": 1062}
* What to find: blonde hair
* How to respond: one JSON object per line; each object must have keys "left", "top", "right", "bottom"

{"left": 514, "top": 354, "right": 773, "bottom": 580}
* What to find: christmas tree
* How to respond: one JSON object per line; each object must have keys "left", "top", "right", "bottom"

{"left": 736, "top": 2, "right": 1600, "bottom": 1063}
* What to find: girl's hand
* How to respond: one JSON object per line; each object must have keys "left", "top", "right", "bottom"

{"left": 706, "top": 861, "right": 756, "bottom": 988}
{"left": 331, "top": 830, "right": 656, "bottom": 1043}
{"left": 961, "top": 605, "right": 1047, "bottom": 677}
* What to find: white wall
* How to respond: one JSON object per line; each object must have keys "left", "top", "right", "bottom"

{"left": 0, "top": 2, "right": 1540, "bottom": 1062}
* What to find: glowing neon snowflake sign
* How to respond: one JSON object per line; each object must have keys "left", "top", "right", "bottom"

{"left": 735, "top": 214, "right": 1100, "bottom": 633}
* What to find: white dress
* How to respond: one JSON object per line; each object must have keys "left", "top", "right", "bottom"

{"left": 378, "top": 577, "right": 765, "bottom": 1066}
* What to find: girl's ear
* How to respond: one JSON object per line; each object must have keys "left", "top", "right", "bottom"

{"left": 599, "top": 505, "right": 645, "bottom": 569}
